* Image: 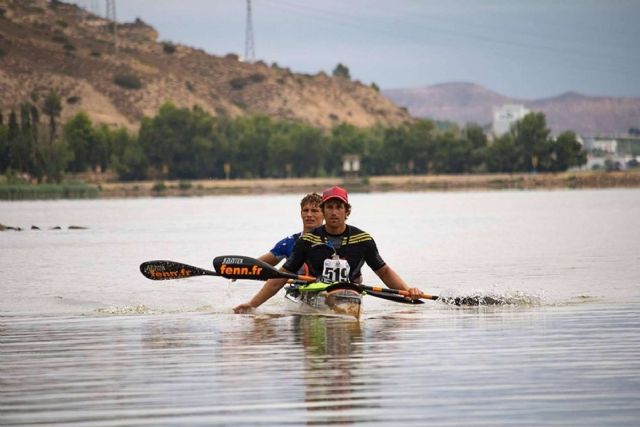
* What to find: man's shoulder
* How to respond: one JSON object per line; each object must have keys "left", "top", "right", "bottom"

{"left": 346, "top": 225, "right": 373, "bottom": 243}
{"left": 300, "top": 226, "right": 324, "bottom": 244}
{"left": 274, "top": 232, "right": 301, "bottom": 246}
{"left": 270, "top": 232, "right": 302, "bottom": 257}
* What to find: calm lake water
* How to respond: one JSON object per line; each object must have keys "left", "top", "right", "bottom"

{"left": 1, "top": 189, "right": 639, "bottom": 426}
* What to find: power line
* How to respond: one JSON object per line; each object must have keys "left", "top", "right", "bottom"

{"left": 261, "top": 0, "right": 639, "bottom": 78}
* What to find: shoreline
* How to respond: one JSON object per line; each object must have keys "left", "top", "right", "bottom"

{"left": 98, "top": 170, "right": 640, "bottom": 198}
{"left": 1, "top": 170, "right": 640, "bottom": 200}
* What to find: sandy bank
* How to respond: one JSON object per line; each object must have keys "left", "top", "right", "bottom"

{"left": 96, "top": 170, "right": 640, "bottom": 198}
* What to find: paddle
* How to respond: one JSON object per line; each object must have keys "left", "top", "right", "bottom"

{"left": 140, "top": 260, "right": 221, "bottom": 280}
{"left": 212, "top": 255, "right": 496, "bottom": 306}
{"left": 316, "top": 282, "right": 423, "bottom": 305}
{"left": 212, "top": 255, "right": 316, "bottom": 282}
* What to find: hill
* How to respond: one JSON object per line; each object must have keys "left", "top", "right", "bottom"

{"left": 0, "top": 0, "right": 411, "bottom": 130}
{"left": 383, "top": 82, "right": 640, "bottom": 136}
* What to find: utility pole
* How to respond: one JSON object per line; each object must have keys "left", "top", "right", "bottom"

{"left": 244, "top": 0, "right": 255, "bottom": 62}
{"left": 106, "top": 0, "right": 118, "bottom": 54}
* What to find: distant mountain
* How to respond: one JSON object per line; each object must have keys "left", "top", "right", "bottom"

{"left": 0, "top": 0, "right": 410, "bottom": 130}
{"left": 383, "top": 83, "right": 640, "bottom": 136}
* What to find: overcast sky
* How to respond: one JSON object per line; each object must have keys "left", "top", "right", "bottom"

{"left": 74, "top": 0, "right": 640, "bottom": 100}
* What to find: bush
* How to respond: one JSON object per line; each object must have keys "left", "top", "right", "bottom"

{"left": 113, "top": 73, "right": 142, "bottom": 90}
{"left": 0, "top": 47, "right": 5, "bottom": 58}
{"left": 90, "top": 50, "right": 101, "bottom": 57}
{"left": 178, "top": 180, "right": 192, "bottom": 190}
{"left": 51, "top": 33, "right": 69, "bottom": 44}
{"left": 63, "top": 42, "right": 75, "bottom": 51}
{"left": 332, "top": 63, "right": 351, "bottom": 79}
{"left": 249, "top": 73, "right": 266, "bottom": 83}
{"left": 162, "top": 42, "right": 176, "bottom": 54}
{"left": 66, "top": 96, "right": 81, "bottom": 104}
{"left": 152, "top": 181, "right": 167, "bottom": 192}
{"left": 229, "top": 77, "right": 247, "bottom": 90}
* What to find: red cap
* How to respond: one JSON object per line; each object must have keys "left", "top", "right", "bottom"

{"left": 322, "top": 186, "right": 349, "bottom": 204}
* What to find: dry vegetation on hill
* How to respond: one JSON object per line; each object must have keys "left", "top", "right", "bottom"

{"left": 0, "top": 0, "right": 411, "bottom": 131}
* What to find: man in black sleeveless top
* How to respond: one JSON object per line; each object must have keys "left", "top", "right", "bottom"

{"left": 233, "top": 186, "right": 423, "bottom": 313}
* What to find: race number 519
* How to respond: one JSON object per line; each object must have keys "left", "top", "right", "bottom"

{"left": 322, "top": 258, "right": 350, "bottom": 282}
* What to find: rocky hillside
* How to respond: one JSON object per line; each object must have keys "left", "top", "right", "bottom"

{"left": 384, "top": 82, "right": 640, "bottom": 136}
{"left": 0, "top": 0, "right": 411, "bottom": 130}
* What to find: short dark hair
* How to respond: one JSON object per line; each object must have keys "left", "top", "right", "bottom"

{"left": 320, "top": 198, "right": 351, "bottom": 217}
{"left": 300, "top": 192, "right": 322, "bottom": 208}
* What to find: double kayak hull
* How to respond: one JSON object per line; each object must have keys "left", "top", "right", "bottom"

{"left": 284, "top": 285, "right": 362, "bottom": 319}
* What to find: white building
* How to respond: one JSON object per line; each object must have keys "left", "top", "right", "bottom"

{"left": 492, "top": 104, "right": 530, "bottom": 137}
{"left": 582, "top": 137, "right": 618, "bottom": 154}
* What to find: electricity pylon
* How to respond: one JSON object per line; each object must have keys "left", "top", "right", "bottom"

{"left": 244, "top": 0, "right": 255, "bottom": 62}
{"left": 106, "top": 0, "right": 118, "bottom": 53}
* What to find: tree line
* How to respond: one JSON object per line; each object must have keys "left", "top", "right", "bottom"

{"left": 1, "top": 97, "right": 587, "bottom": 183}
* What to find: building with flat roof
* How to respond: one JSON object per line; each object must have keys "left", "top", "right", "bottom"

{"left": 492, "top": 104, "right": 530, "bottom": 137}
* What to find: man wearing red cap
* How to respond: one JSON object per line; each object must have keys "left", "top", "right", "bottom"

{"left": 234, "top": 185, "right": 423, "bottom": 313}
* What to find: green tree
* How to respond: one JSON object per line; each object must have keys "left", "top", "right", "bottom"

{"left": 111, "top": 128, "right": 147, "bottom": 180}
{"left": 288, "top": 123, "right": 326, "bottom": 177}
{"left": 332, "top": 63, "right": 351, "bottom": 79}
{"left": 405, "top": 120, "right": 436, "bottom": 174}
{"left": 229, "top": 115, "right": 273, "bottom": 178}
{"left": 327, "top": 123, "right": 366, "bottom": 176}
{"left": 0, "top": 118, "right": 7, "bottom": 173}
{"left": 42, "top": 90, "right": 62, "bottom": 144}
{"left": 551, "top": 131, "right": 587, "bottom": 171}
{"left": 93, "top": 124, "right": 114, "bottom": 172}
{"left": 464, "top": 124, "right": 489, "bottom": 172}
{"left": 7, "top": 110, "right": 19, "bottom": 171}
{"left": 63, "top": 112, "right": 95, "bottom": 172}
{"left": 360, "top": 124, "right": 388, "bottom": 176}
{"left": 267, "top": 127, "right": 296, "bottom": 178}
{"left": 382, "top": 125, "right": 410, "bottom": 174}
{"left": 139, "top": 103, "right": 223, "bottom": 179}
{"left": 511, "top": 112, "right": 550, "bottom": 172}
{"left": 485, "top": 133, "right": 519, "bottom": 173}
{"left": 431, "top": 131, "right": 478, "bottom": 174}
{"left": 40, "top": 137, "right": 72, "bottom": 183}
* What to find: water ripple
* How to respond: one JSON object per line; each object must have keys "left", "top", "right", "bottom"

{"left": 2, "top": 305, "right": 640, "bottom": 426}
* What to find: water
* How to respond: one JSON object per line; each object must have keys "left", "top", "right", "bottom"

{"left": 1, "top": 189, "right": 639, "bottom": 426}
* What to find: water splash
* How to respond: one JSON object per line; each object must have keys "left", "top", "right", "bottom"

{"left": 95, "top": 304, "right": 156, "bottom": 315}
{"left": 438, "top": 287, "right": 544, "bottom": 306}
{"left": 94, "top": 304, "right": 223, "bottom": 316}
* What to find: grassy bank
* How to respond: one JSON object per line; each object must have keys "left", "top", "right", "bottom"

{"left": 2, "top": 170, "right": 639, "bottom": 200}
{"left": 0, "top": 182, "right": 100, "bottom": 200}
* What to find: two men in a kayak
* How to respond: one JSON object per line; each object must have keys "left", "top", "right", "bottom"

{"left": 234, "top": 186, "right": 423, "bottom": 313}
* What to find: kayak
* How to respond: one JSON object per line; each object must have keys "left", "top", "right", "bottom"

{"left": 284, "top": 282, "right": 363, "bottom": 319}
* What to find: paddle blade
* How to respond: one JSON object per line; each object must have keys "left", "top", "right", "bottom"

{"left": 439, "top": 296, "right": 504, "bottom": 306}
{"left": 213, "top": 255, "right": 301, "bottom": 281}
{"left": 140, "top": 260, "right": 217, "bottom": 280}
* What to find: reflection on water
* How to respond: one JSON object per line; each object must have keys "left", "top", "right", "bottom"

{"left": 1, "top": 191, "right": 639, "bottom": 425}
{"left": 2, "top": 305, "right": 639, "bottom": 426}
{"left": 293, "top": 316, "right": 369, "bottom": 425}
